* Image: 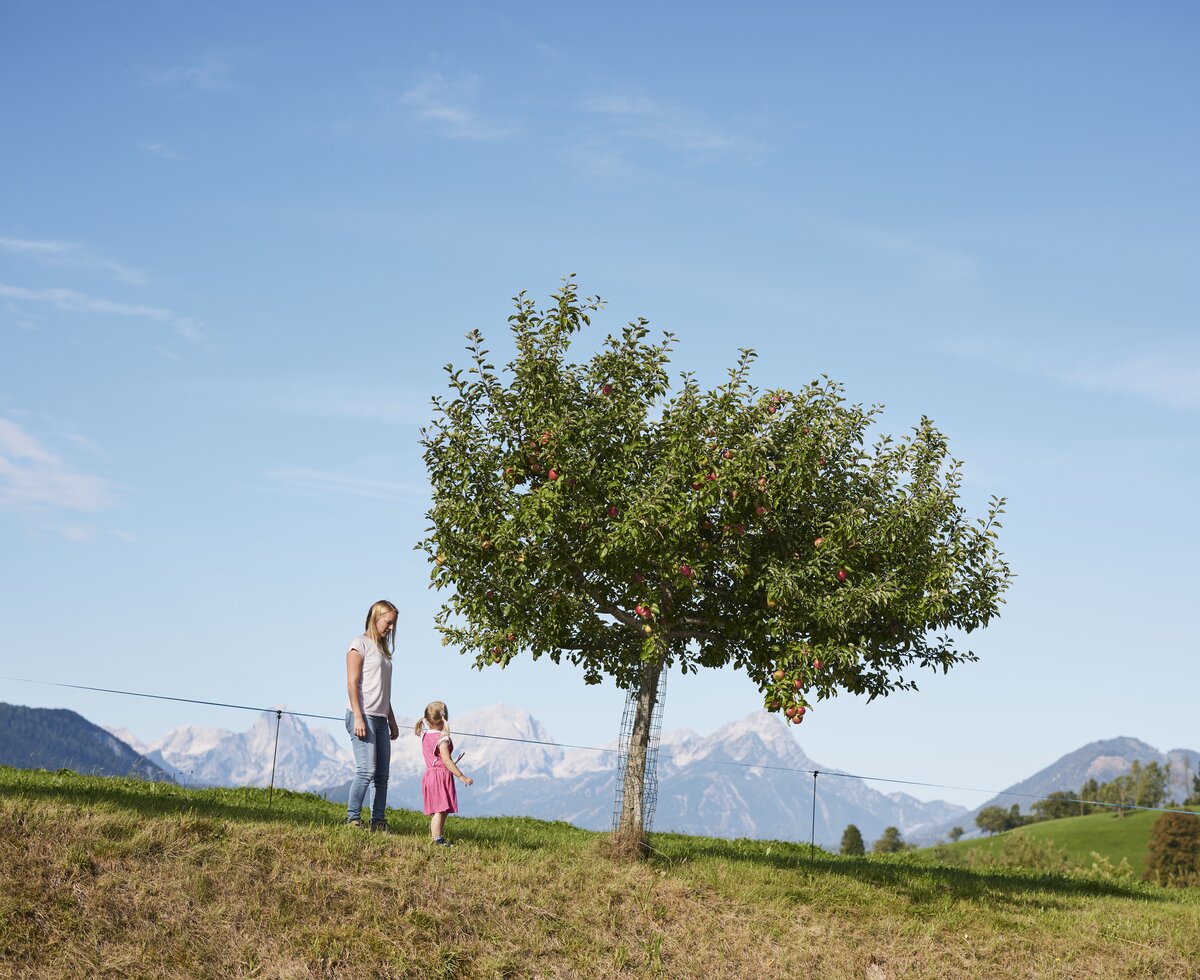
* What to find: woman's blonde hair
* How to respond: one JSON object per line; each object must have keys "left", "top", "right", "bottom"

{"left": 364, "top": 599, "right": 398, "bottom": 659}
{"left": 414, "top": 700, "right": 449, "bottom": 736}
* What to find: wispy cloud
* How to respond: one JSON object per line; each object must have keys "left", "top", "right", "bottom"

{"left": 0, "top": 417, "right": 118, "bottom": 514}
{"left": 840, "top": 227, "right": 980, "bottom": 284}
{"left": 1057, "top": 352, "right": 1200, "bottom": 411}
{"left": 210, "top": 379, "right": 431, "bottom": 426}
{"left": 0, "top": 236, "right": 146, "bottom": 285}
{"left": 942, "top": 338, "right": 1200, "bottom": 412}
{"left": 581, "top": 91, "right": 766, "bottom": 165}
{"left": 400, "top": 73, "right": 515, "bottom": 140}
{"left": 151, "top": 54, "right": 237, "bottom": 92}
{"left": 0, "top": 282, "right": 204, "bottom": 341}
{"left": 138, "top": 141, "right": 186, "bottom": 161}
{"left": 268, "top": 467, "right": 425, "bottom": 502}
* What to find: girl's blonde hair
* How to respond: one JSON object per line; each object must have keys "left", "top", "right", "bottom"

{"left": 414, "top": 700, "right": 449, "bottom": 736}
{"left": 364, "top": 599, "right": 398, "bottom": 660}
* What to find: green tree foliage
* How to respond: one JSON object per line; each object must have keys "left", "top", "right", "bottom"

{"left": 1031, "top": 791, "right": 1080, "bottom": 822}
{"left": 975, "top": 806, "right": 1011, "bottom": 835}
{"left": 947, "top": 826, "right": 964, "bottom": 842}
{"left": 1142, "top": 811, "right": 1200, "bottom": 887}
{"left": 1078, "top": 778, "right": 1101, "bottom": 816}
{"left": 1097, "top": 761, "right": 1168, "bottom": 816}
{"left": 872, "top": 826, "right": 906, "bottom": 853}
{"left": 1186, "top": 771, "right": 1200, "bottom": 807}
{"left": 839, "top": 823, "right": 865, "bottom": 856}
{"left": 418, "top": 280, "right": 1013, "bottom": 841}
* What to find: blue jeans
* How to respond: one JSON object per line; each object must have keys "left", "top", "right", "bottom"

{"left": 345, "top": 710, "right": 391, "bottom": 823}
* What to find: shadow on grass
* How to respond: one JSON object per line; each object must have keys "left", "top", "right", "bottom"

{"left": 1, "top": 766, "right": 348, "bottom": 829}
{"left": 647, "top": 832, "right": 1171, "bottom": 906}
{"left": 1, "top": 767, "right": 591, "bottom": 853}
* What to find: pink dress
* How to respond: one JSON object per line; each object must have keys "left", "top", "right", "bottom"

{"left": 421, "top": 729, "right": 458, "bottom": 815}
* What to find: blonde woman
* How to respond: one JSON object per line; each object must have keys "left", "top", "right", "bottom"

{"left": 344, "top": 600, "right": 400, "bottom": 830}
{"left": 415, "top": 701, "right": 472, "bottom": 846}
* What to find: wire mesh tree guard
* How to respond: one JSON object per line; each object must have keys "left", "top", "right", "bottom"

{"left": 611, "top": 664, "right": 668, "bottom": 833}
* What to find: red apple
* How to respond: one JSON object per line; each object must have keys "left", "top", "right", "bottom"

{"left": 539, "top": 431, "right": 551, "bottom": 446}
{"left": 691, "top": 481, "right": 703, "bottom": 490}
{"left": 706, "top": 472, "right": 718, "bottom": 481}
{"left": 793, "top": 679, "right": 802, "bottom": 690}
{"left": 601, "top": 383, "right": 613, "bottom": 396}
{"left": 813, "top": 659, "right": 824, "bottom": 670}
{"left": 795, "top": 706, "right": 806, "bottom": 717}
{"left": 733, "top": 524, "right": 746, "bottom": 536}
{"left": 801, "top": 425, "right": 811, "bottom": 435}
{"left": 785, "top": 706, "right": 796, "bottom": 718}
{"left": 722, "top": 449, "right": 733, "bottom": 460}
{"left": 836, "top": 569, "right": 847, "bottom": 582}
{"left": 506, "top": 632, "right": 516, "bottom": 642}
{"left": 680, "top": 563, "right": 695, "bottom": 578}
{"left": 767, "top": 700, "right": 780, "bottom": 711}
{"left": 755, "top": 505, "right": 768, "bottom": 517}
{"left": 608, "top": 505, "right": 619, "bottom": 518}
{"left": 772, "top": 669, "right": 785, "bottom": 681}
{"left": 814, "top": 537, "right": 825, "bottom": 549}
{"left": 548, "top": 468, "right": 559, "bottom": 481}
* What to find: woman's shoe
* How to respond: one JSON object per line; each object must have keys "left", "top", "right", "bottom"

{"left": 345, "top": 818, "right": 364, "bottom": 828}
{"left": 370, "top": 821, "right": 391, "bottom": 834}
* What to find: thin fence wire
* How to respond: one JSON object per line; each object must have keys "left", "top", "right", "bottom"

{"left": 3, "top": 674, "right": 1198, "bottom": 824}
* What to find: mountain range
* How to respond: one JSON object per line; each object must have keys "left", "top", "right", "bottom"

{"left": 0, "top": 702, "right": 170, "bottom": 781}
{"left": 108, "top": 710, "right": 352, "bottom": 793}
{"left": 3, "top": 700, "right": 1194, "bottom": 850}
{"left": 932, "top": 736, "right": 1200, "bottom": 837}
{"left": 318, "top": 705, "right": 967, "bottom": 848}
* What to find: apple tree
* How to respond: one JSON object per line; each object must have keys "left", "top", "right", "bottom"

{"left": 418, "top": 278, "right": 1012, "bottom": 844}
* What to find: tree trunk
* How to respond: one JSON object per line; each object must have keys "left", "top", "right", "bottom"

{"left": 615, "top": 653, "right": 664, "bottom": 847}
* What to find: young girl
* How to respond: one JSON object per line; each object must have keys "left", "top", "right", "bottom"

{"left": 344, "top": 600, "right": 400, "bottom": 830}
{"left": 416, "top": 701, "right": 473, "bottom": 846}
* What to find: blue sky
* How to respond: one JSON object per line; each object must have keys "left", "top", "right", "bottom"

{"left": 2, "top": 2, "right": 1197, "bottom": 808}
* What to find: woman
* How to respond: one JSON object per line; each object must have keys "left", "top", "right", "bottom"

{"left": 344, "top": 599, "right": 400, "bottom": 830}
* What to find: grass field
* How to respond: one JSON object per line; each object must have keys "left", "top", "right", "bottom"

{"left": 2, "top": 766, "right": 1198, "bottom": 979}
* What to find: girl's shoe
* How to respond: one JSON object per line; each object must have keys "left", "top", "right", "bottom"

{"left": 432, "top": 836, "right": 453, "bottom": 847}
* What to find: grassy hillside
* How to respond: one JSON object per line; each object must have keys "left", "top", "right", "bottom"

{"left": 2, "top": 767, "right": 1198, "bottom": 979}
{"left": 936, "top": 808, "right": 1198, "bottom": 877}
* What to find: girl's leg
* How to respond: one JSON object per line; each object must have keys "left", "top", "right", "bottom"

{"left": 344, "top": 710, "right": 375, "bottom": 824}
{"left": 431, "top": 811, "right": 446, "bottom": 839}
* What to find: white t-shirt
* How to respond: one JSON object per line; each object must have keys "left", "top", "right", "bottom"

{"left": 347, "top": 634, "right": 393, "bottom": 717}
